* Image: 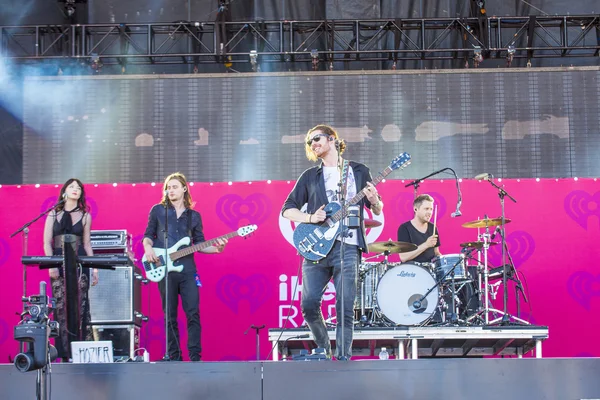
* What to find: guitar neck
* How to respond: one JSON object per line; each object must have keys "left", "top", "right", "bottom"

{"left": 330, "top": 166, "right": 393, "bottom": 223}
{"left": 170, "top": 231, "right": 239, "bottom": 260}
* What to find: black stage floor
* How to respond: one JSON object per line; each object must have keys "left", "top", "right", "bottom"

{"left": 2, "top": 358, "right": 600, "bottom": 400}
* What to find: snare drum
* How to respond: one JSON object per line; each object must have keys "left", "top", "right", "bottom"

{"left": 433, "top": 254, "right": 468, "bottom": 281}
{"left": 376, "top": 263, "right": 439, "bottom": 326}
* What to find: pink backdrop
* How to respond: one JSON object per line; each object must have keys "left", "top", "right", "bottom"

{"left": 0, "top": 178, "right": 598, "bottom": 361}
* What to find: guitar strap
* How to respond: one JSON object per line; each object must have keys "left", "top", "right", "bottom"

{"left": 187, "top": 209, "right": 193, "bottom": 241}
{"left": 340, "top": 159, "right": 350, "bottom": 200}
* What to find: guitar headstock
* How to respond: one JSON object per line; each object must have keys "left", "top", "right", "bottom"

{"left": 390, "top": 152, "right": 411, "bottom": 171}
{"left": 238, "top": 225, "right": 258, "bottom": 237}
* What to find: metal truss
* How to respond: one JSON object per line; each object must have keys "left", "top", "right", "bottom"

{"left": 1, "top": 15, "right": 599, "bottom": 68}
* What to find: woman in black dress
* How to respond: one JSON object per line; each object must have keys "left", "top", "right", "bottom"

{"left": 43, "top": 178, "right": 98, "bottom": 361}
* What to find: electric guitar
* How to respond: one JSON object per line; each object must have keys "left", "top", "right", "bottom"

{"left": 292, "top": 152, "right": 411, "bottom": 261}
{"left": 142, "top": 225, "right": 258, "bottom": 282}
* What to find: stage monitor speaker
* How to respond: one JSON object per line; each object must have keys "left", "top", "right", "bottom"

{"left": 89, "top": 266, "right": 142, "bottom": 326}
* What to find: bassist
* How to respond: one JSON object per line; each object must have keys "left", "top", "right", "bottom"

{"left": 143, "top": 172, "right": 227, "bottom": 362}
{"left": 281, "top": 125, "right": 383, "bottom": 360}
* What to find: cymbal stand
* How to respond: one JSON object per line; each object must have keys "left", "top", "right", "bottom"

{"left": 467, "top": 228, "right": 502, "bottom": 324}
{"left": 484, "top": 179, "right": 529, "bottom": 326}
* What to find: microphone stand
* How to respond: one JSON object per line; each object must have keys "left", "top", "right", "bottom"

{"left": 162, "top": 197, "right": 171, "bottom": 361}
{"left": 503, "top": 234, "right": 529, "bottom": 322}
{"left": 336, "top": 143, "right": 348, "bottom": 361}
{"left": 244, "top": 324, "right": 266, "bottom": 360}
{"left": 413, "top": 248, "right": 476, "bottom": 325}
{"left": 405, "top": 168, "right": 452, "bottom": 199}
{"left": 10, "top": 199, "right": 65, "bottom": 353}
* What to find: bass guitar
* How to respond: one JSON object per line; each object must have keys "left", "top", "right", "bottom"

{"left": 142, "top": 224, "right": 257, "bottom": 282}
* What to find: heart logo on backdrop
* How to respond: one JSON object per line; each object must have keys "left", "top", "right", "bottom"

{"left": 394, "top": 191, "right": 448, "bottom": 221}
{"left": 0, "top": 239, "right": 10, "bottom": 267}
{"left": 216, "top": 194, "right": 272, "bottom": 231}
{"left": 564, "top": 190, "right": 600, "bottom": 230}
{"left": 216, "top": 274, "right": 271, "bottom": 314}
{"left": 566, "top": 271, "right": 600, "bottom": 311}
{"left": 488, "top": 230, "right": 536, "bottom": 268}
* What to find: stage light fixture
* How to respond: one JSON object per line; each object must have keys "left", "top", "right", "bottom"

{"left": 506, "top": 45, "right": 515, "bottom": 67}
{"left": 249, "top": 50, "right": 258, "bottom": 72}
{"left": 311, "top": 49, "right": 319, "bottom": 71}
{"left": 473, "top": 46, "right": 483, "bottom": 67}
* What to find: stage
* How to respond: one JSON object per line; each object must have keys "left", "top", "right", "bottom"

{"left": 2, "top": 357, "right": 600, "bottom": 400}
{"left": 269, "top": 325, "right": 549, "bottom": 360}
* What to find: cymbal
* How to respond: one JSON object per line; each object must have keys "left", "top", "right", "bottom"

{"left": 459, "top": 241, "right": 499, "bottom": 249}
{"left": 368, "top": 240, "right": 417, "bottom": 254}
{"left": 364, "top": 219, "right": 382, "bottom": 228}
{"left": 462, "top": 218, "right": 511, "bottom": 229}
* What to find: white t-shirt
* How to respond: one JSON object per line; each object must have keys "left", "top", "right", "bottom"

{"left": 323, "top": 165, "right": 358, "bottom": 246}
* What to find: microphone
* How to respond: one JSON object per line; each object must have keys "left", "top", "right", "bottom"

{"left": 474, "top": 173, "right": 492, "bottom": 181}
{"left": 61, "top": 192, "right": 68, "bottom": 201}
{"left": 451, "top": 199, "right": 462, "bottom": 218}
{"left": 490, "top": 226, "right": 501, "bottom": 240}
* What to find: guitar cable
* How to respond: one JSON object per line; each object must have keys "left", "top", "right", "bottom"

{"left": 265, "top": 256, "right": 304, "bottom": 361}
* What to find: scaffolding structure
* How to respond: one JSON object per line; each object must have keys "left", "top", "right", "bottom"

{"left": 1, "top": 15, "right": 599, "bottom": 68}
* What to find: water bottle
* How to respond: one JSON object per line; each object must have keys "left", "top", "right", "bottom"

{"left": 378, "top": 347, "right": 389, "bottom": 360}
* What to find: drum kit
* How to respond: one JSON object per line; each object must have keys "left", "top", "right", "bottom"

{"left": 355, "top": 217, "right": 527, "bottom": 327}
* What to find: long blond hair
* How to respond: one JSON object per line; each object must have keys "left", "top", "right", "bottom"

{"left": 161, "top": 172, "right": 193, "bottom": 208}
{"left": 304, "top": 124, "right": 347, "bottom": 162}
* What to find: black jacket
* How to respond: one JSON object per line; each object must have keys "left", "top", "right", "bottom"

{"left": 281, "top": 160, "right": 375, "bottom": 253}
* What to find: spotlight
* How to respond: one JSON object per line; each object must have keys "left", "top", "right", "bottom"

{"left": 58, "top": 0, "right": 86, "bottom": 19}
{"left": 249, "top": 50, "right": 258, "bottom": 72}
{"left": 310, "top": 49, "right": 319, "bottom": 71}
{"left": 506, "top": 45, "right": 515, "bottom": 68}
{"left": 90, "top": 53, "right": 103, "bottom": 72}
{"left": 473, "top": 46, "right": 483, "bottom": 68}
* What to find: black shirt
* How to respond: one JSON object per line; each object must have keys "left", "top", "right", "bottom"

{"left": 281, "top": 160, "right": 375, "bottom": 253}
{"left": 143, "top": 204, "right": 205, "bottom": 274}
{"left": 397, "top": 221, "right": 440, "bottom": 263}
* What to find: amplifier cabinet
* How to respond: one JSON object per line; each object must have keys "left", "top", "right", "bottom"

{"left": 92, "top": 325, "right": 140, "bottom": 361}
{"left": 89, "top": 265, "right": 143, "bottom": 326}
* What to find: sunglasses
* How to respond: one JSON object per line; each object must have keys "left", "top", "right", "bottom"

{"left": 306, "top": 134, "right": 330, "bottom": 146}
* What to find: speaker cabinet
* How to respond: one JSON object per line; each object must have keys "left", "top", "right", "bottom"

{"left": 89, "top": 266, "right": 143, "bottom": 326}
{"left": 92, "top": 325, "right": 140, "bottom": 361}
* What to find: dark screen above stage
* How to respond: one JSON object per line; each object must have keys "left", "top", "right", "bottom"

{"left": 19, "top": 68, "right": 600, "bottom": 184}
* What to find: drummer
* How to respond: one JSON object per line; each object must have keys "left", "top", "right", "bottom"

{"left": 397, "top": 194, "right": 441, "bottom": 263}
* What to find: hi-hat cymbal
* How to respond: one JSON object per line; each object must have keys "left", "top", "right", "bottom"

{"left": 368, "top": 240, "right": 417, "bottom": 254}
{"left": 462, "top": 218, "right": 511, "bottom": 229}
{"left": 459, "top": 241, "right": 499, "bottom": 249}
{"left": 364, "top": 219, "right": 382, "bottom": 228}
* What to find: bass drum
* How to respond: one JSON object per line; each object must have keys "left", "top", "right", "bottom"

{"left": 376, "top": 263, "right": 439, "bottom": 326}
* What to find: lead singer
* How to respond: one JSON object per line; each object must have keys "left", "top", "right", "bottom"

{"left": 281, "top": 124, "right": 383, "bottom": 360}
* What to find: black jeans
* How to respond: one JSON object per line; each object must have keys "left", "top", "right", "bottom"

{"left": 301, "top": 241, "right": 359, "bottom": 359}
{"left": 158, "top": 271, "right": 201, "bottom": 361}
